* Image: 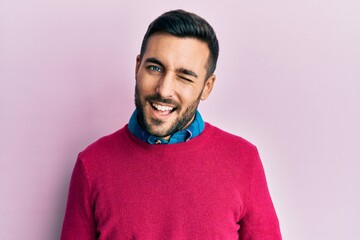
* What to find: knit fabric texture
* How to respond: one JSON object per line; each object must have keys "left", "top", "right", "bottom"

{"left": 61, "top": 123, "right": 282, "bottom": 239}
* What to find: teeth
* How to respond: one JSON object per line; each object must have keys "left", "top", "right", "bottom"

{"left": 152, "top": 103, "right": 174, "bottom": 112}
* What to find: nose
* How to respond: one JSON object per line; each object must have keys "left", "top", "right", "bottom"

{"left": 155, "top": 72, "right": 175, "bottom": 98}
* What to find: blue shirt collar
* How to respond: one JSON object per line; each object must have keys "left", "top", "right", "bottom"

{"left": 128, "top": 109, "right": 205, "bottom": 144}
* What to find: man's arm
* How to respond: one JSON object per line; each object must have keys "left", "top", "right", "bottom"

{"left": 61, "top": 158, "right": 97, "bottom": 240}
{"left": 239, "top": 148, "right": 282, "bottom": 239}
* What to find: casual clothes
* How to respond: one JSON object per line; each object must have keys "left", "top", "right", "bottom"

{"left": 61, "top": 123, "right": 281, "bottom": 239}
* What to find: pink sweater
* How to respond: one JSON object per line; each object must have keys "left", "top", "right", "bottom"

{"left": 61, "top": 123, "right": 281, "bottom": 239}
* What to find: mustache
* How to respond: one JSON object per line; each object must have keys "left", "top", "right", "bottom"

{"left": 145, "top": 94, "right": 179, "bottom": 107}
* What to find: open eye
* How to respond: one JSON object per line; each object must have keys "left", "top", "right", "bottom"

{"left": 148, "top": 65, "right": 162, "bottom": 72}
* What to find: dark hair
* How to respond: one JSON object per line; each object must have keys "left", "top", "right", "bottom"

{"left": 140, "top": 9, "right": 219, "bottom": 79}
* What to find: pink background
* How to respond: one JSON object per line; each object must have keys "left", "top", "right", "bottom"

{"left": 1, "top": 0, "right": 359, "bottom": 239}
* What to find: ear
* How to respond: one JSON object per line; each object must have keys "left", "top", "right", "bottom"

{"left": 200, "top": 74, "right": 216, "bottom": 101}
{"left": 135, "top": 55, "right": 141, "bottom": 78}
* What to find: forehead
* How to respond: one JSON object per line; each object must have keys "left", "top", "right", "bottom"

{"left": 143, "top": 33, "right": 210, "bottom": 73}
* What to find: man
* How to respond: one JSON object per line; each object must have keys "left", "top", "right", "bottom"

{"left": 61, "top": 9, "right": 282, "bottom": 239}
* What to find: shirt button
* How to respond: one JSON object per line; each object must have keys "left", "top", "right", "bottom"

{"left": 155, "top": 140, "right": 162, "bottom": 144}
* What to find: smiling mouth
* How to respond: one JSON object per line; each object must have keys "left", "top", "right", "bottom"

{"left": 151, "top": 102, "right": 176, "bottom": 113}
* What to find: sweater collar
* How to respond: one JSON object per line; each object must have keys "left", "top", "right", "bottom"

{"left": 128, "top": 109, "right": 205, "bottom": 144}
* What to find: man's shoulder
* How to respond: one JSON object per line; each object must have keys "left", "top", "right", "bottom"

{"left": 205, "top": 122, "right": 258, "bottom": 151}
{"left": 204, "top": 123, "right": 261, "bottom": 168}
{"left": 78, "top": 125, "right": 129, "bottom": 161}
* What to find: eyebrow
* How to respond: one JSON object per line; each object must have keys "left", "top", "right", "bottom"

{"left": 178, "top": 68, "right": 198, "bottom": 79}
{"left": 144, "top": 57, "right": 198, "bottom": 79}
{"left": 145, "top": 58, "right": 164, "bottom": 68}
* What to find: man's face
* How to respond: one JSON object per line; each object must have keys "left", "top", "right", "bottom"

{"left": 135, "top": 33, "right": 215, "bottom": 140}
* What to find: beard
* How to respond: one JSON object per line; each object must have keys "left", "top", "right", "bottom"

{"left": 134, "top": 84, "right": 202, "bottom": 138}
